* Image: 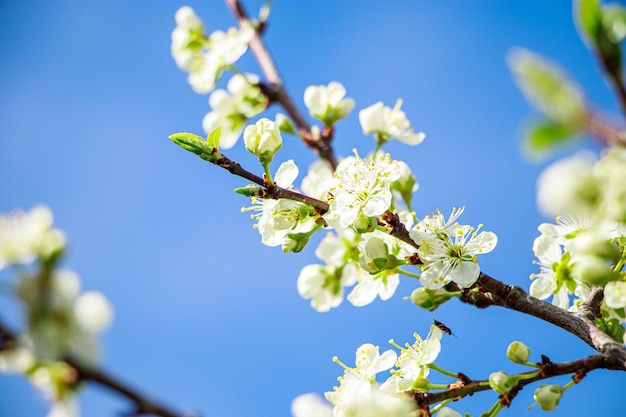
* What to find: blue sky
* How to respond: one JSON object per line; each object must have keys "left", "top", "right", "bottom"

{"left": 0, "top": 1, "right": 623, "bottom": 416}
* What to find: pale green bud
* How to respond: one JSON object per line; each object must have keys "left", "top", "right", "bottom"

{"left": 282, "top": 232, "right": 310, "bottom": 254}
{"left": 489, "top": 370, "right": 516, "bottom": 395}
{"left": 353, "top": 213, "right": 377, "bottom": 233}
{"left": 359, "top": 237, "right": 404, "bottom": 274}
{"left": 243, "top": 118, "right": 283, "bottom": 164}
{"left": 533, "top": 384, "right": 563, "bottom": 411}
{"left": 410, "top": 287, "right": 453, "bottom": 311}
{"left": 506, "top": 341, "right": 531, "bottom": 364}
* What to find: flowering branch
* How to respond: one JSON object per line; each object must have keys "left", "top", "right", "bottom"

{"left": 412, "top": 352, "right": 613, "bottom": 408}
{"left": 476, "top": 273, "right": 626, "bottom": 367}
{"left": 224, "top": 0, "right": 338, "bottom": 170}
{"left": 0, "top": 318, "right": 187, "bottom": 417}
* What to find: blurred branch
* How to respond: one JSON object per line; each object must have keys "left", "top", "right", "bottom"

{"left": 583, "top": 109, "right": 626, "bottom": 147}
{"left": 225, "top": 0, "right": 338, "bottom": 170}
{"left": 0, "top": 318, "right": 189, "bottom": 417}
{"left": 595, "top": 50, "right": 626, "bottom": 120}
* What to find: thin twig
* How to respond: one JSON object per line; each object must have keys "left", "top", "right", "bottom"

{"left": 225, "top": 0, "right": 338, "bottom": 170}
{"left": 0, "top": 319, "right": 188, "bottom": 417}
{"left": 412, "top": 352, "right": 612, "bottom": 408}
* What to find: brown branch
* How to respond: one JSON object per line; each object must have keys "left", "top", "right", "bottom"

{"left": 380, "top": 210, "right": 420, "bottom": 250}
{"left": 216, "top": 153, "right": 330, "bottom": 213}
{"left": 225, "top": 0, "right": 338, "bottom": 170}
{"left": 0, "top": 319, "right": 188, "bottom": 417}
{"left": 576, "top": 286, "right": 604, "bottom": 323}
{"left": 412, "top": 352, "right": 613, "bottom": 408}
{"left": 475, "top": 273, "right": 626, "bottom": 369}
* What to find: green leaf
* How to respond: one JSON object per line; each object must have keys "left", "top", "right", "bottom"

{"left": 169, "top": 132, "right": 207, "bottom": 155}
{"left": 576, "top": 0, "right": 603, "bottom": 44}
{"left": 206, "top": 126, "right": 222, "bottom": 149}
{"left": 523, "top": 119, "right": 581, "bottom": 156}
{"left": 508, "top": 48, "right": 586, "bottom": 124}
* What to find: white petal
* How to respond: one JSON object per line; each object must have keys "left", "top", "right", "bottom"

{"left": 274, "top": 159, "right": 299, "bottom": 187}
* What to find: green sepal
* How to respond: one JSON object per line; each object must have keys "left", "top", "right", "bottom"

{"left": 283, "top": 232, "right": 311, "bottom": 253}
{"left": 523, "top": 119, "right": 582, "bottom": 157}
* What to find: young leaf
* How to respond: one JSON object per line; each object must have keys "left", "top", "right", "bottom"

{"left": 169, "top": 132, "right": 207, "bottom": 155}
{"left": 576, "top": 0, "right": 603, "bottom": 45}
{"left": 206, "top": 126, "right": 222, "bottom": 149}
{"left": 523, "top": 119, "right": 581, "bottom": 157}
{"left": 508, "top": 48, "right": 586, "bottom": 124}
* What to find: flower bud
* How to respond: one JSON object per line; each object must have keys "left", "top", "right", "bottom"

{"left": 282, "top": 232, "right": 310, "bottom": 254}
{"left": 353, "top": 212, "right": 377, "bottom": 233}
{"left": 506, "top": 341, "right": 531, "bottom": 364}
{"left": 410, "top": 287, "right": 453, "bottom": 311}
{"left": 533, "top": 384, "right": 563, "bottom": 411}
{"left": 489, "top": 370, "right": 516, "bottom": 395}
{"left": 243, "top": 118, "right": 283, "bottom": 164}
{"left": 303, "top": 82, "right": 354, "bottom": 126}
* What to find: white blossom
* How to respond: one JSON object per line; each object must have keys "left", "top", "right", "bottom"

{"left": 536, "top": 151, "right": 596, "bottom": 217}
{"left": 171, "top": 6, "right": 254, "bottom": 94}
{"left": 0, "top": 206, "right": 64, "bottom": 270}
{"left": 202, "top": 73, "right": 265, "bottom": 149}
{"left": 325, "top": 343, "right": 397, "bottom": 414}
{"left": 412, "top": 209, "right": 497, "bottom": 289}
{"left": 347, "top": 269, "right": 400, "bottom": 307}
{"left": 304, "top": 82, "right": 355, "bottom": 125}
{"left": 244, "top": 118, "right": 283, "bottom": 163}
{"left": 381, "top": 326, "right": 442, "bottom": 393}
{"left": 301, "top": 159, "right": 335, "bottom": 201}
{"left": 291, "top": 393, "right": 334, "bottom": 417}
{"left": 359, "top": 100, "right": 425, "bottom": 145}
{"left": 297, "top": 263, "right": 357, "bottom": 312}
{"left": 326, "top": 153, "right": 401, "bottom": 229}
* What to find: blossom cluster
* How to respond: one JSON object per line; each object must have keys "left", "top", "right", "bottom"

{"left": 230, "top": 88, "right": 497, "bottom": 312}
{"left": 172, "top": 6, "right": 264, "bottom": 149}
{"left": 530, "top": 147, "right": 626, "bottom": 341}
{"left": 291, "top": 325, "right": 463, "bottom": 417}
{"left": 0, "top": 206, "right": 113, "bottom": 417}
